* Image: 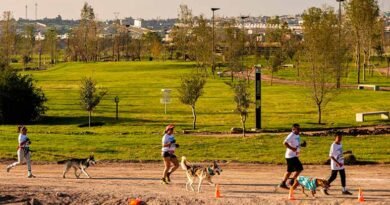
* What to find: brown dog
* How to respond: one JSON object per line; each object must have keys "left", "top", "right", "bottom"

{"left": 290, "top": 176, "right": 330, "bottom": 198}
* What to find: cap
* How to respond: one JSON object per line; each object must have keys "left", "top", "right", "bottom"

{"left": 165, "top": 124, "right": 175, "bottom": 132}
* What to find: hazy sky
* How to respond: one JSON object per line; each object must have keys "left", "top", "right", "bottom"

{"left": 2, "top": 0, "right": 389, "bottom": 20}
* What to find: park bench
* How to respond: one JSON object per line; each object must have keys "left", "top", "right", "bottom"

{"left": 357, "top": 84, "right": 379, "bottom": 91}
{"left": 281, "top": 64, "right": 294, "bottom": 68}
{"left": 356, "top": 111, "right": 389, "bottom": 122}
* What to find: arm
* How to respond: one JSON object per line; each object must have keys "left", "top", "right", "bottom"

{"left": 330, "top": 156, "right": 343, "bottom": 167}
{"left": 284, "top": 142, "right": 297, "bottom": 152}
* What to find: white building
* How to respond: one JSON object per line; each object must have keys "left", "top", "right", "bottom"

{"left": 134, "top": 19, "right": 142, "bottom": 28}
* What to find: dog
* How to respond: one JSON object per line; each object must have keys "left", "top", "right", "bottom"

{"left": 290, "top": 176, "right": 330, "bottom": 198}
{"left": 57, "top": 155, "right": 96, "bottom": 179}
{"left": 180, "top": 156, "right": 222, "bottom": 192}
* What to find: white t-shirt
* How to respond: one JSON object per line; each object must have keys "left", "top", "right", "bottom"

{"left": 18, "top": 134, "right": 29, "bottom": 147}
{"left": 161, "top": 134, "right": 176, "bottom": 152}
{"left": 329, "top": 142, "right": 344, "bottom": 170}
{"left": 284, "top": 132, "right": 301, "bottom": 158}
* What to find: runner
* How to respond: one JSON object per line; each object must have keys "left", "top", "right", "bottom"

{"left": 161, "top": 124, "right": 179, "bottom": 184}
{"left": 322, "top": 132, "right": 352, "bottom": 195}
{"left": 278, "top": 124, "right": 303, "bottom": 189}
{"left": 6, "top": 126, "right": 35, "bottom": 178}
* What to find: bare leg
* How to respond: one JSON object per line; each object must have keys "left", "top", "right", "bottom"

{"left": 282, "top": 172, "right": 292, "bottom": 183}
{"left": 162, "top": 157, "right": 171, "bottom": 178}
{"left": 168, "top": 157, "right": 179, "bottom": 174}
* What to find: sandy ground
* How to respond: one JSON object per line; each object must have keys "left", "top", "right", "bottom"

{"left": 0, "top": 162, "right": 389, "bottom": 205}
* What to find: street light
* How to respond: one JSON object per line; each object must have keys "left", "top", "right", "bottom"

{"left": 336, "top": 0, "right": 345, "bottom": 89}
{"left": 211, "top": 8, "right": 220, "bottom": 77}
{"left": 240, "top": 16, "right": 249, "bottom": 73}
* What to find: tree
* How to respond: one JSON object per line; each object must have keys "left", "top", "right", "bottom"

{"left": 79, "top": 77, "right": 107, "bottom": 128}
{"left": 0, "top": 11, "right": 16, "bottom": 65}
{"left": 0, "top": 64, "right": 47, "bottom": 123}
{"left": 346, "top": 0, "right": 380, "bottom": 83}
{"left": 45, "top": 28, "right": 58, "bottom": 64}
{"left": 171, "top": 4, "right": 194, "bottom": 61}
{"left": 177, "top": 73, "right": 206, "bottom": 130}
{"left": 68, "top": 3, "right": 99, "bottom": 62}
{"left": 221, "top": 19, "right": 242, "bottom": 82}
{"left": 228, "top": 80, "right": 251, "bottom": 137}
{"left": 269, "top": 51, "right": 283, "bottom": 86}
{"left": 302, "top": 7, "right": 340, "bottom": 124}
{"left": 192, "top": 15, "right": 212, "bottom": 69}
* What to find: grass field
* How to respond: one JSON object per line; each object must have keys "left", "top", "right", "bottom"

{"left": 0, "top": 61, "right": 389, "bottom": 163}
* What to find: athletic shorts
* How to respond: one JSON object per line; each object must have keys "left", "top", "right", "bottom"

{"left": 162, "top": 151, "right": 176, "bottom": 158}
{"left": 286, "top": 157, "right": 303, "bottom": 172}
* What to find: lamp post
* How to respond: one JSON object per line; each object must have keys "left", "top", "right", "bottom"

{"left": 240, "top": 16, "right": 249, "bottom": 72}
{"left": 255, "top": 64, "right": 262, "bottom": 129}
{"left": 336, "top": 0, "right": 345, "bottom": 89}
{"left": 114, "top": 96, "right": 119, "bottom": 120}
{"left": 211, "top": 8, "right": 220, "bottom": 77}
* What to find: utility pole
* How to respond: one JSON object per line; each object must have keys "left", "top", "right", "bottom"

{"left": 336, "top": 0, "right": 345, "bottom": 89}
{"left": 240, "top": 16, "right": 249, "bottom": 73}
{"left": 211, "top": 8, "right": 220, "bottom": 77}
{"left": 35, "top": 2, "right": 38, "bottom": 20}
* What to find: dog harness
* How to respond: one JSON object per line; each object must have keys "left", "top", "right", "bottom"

{"left": 207, "top": 167, "right": 215, "bottom": 176}
{"left": 297, "top": 176, "right": 317, "bottom": 191}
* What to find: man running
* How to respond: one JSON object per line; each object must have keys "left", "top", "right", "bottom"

{"left": 278, "top": 124, "right": 303, "bottom": 189}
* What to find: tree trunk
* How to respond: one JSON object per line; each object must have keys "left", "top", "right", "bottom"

{"left": 88, "top": 111, "right": 91, "bottom": 128}
{"left": 191, "top": 106, "right": 196, "bottom": 130}
{"left": 241, "top": 115, "right": 246, "bottom": 137}
{"left": 387, "top": 59, "right": 389, "bottom": 78}
{"left": 356, "top": 41, "right": 361, "bottom": 84}
{"left": 317, "top": 104, "right": 322, "bottom": 124}
{"left": 270, "top": 69, "right": 274, "bottom": 86}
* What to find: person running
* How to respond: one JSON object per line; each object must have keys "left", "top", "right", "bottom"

{"left": 278, "top": 124, "right": 304, "bottom": 189}
{"left": 322, "top": 132, "right": 352, "bottom": 195}
{"left": 161, "top": 124, "right": 179, "bottom": 184}
{"left": 6, "top": 126, "right": 35, "bottom": 178}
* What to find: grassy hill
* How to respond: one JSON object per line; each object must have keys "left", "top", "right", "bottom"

{"left": 0, "top": 61, "right": 389, "bottom": 163}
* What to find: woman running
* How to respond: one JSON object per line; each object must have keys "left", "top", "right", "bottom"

{"left": 6, "top": 126, "right": 35, "bottom": 178}
{"left": 161, "top": 124, "right": 179, "bottom": 184}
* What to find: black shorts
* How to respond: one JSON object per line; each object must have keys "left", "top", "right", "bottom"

{"left": 286, "top": 157, "right": 303, "bottom": 172}
{"left": 162, "top": 151, "right": 177, "bottom": 158}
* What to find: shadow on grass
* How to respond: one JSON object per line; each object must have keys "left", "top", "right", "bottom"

{"left": 35, "top": 116, "right": 156, "bottom": 126}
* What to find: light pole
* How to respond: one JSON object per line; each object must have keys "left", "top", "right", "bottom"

{"left": 211, "top": 8, "right": 220, "bottom": 77}
{"left": 336, "top": 0, "right": 345, "bottom": 89}
{"left": 240, "top": 16, "right": 249, "bottom": 73}
{"left": 255, "top": 64, "right": 262, "bottom": 129}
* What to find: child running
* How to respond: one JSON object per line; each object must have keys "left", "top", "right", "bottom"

{"left": 161, "top": 124, "right": 179, "bottom": 184}
{"left": 323, "top": 132, "right": 352, "bottom": 195}
{"left": 278, "top": 123, "right": 304, "bottom": 189}
{"left": 6, "top": 126, "right": 35, "bottom": 178}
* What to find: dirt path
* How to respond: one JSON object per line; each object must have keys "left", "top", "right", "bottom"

{"left": 1, "top": 163, "right": 389, "bottom": 204}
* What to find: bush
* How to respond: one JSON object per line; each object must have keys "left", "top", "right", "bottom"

{"left": 0, "top": 65, "right": 47, "bottom": 123}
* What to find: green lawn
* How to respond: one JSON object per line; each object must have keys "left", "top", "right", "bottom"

{"left": 0, "top": 132, "right": 388, "bottom": 164}
{"left": 0, "top": 61, "right": 389, "bottom": 163}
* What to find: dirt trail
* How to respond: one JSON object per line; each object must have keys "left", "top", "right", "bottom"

{"left": 1, "top": 163, "right": 389, "bottom": 204}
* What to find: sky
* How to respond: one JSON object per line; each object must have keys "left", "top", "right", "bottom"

{"left": 1, "top": 0, "right": 389, "bottom": 20}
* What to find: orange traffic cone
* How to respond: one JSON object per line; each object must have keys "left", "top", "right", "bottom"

{"left": 288, "top": 188, "right": 296, "bottom": 200}
{"left": 129, "top": 198, "right": 142, "bottom": 205}
{"left": 215, "top": 184, "right": 221, "bottom": 198}
{"left": 358, "top": 188, "right": 365, "bottom": 202}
